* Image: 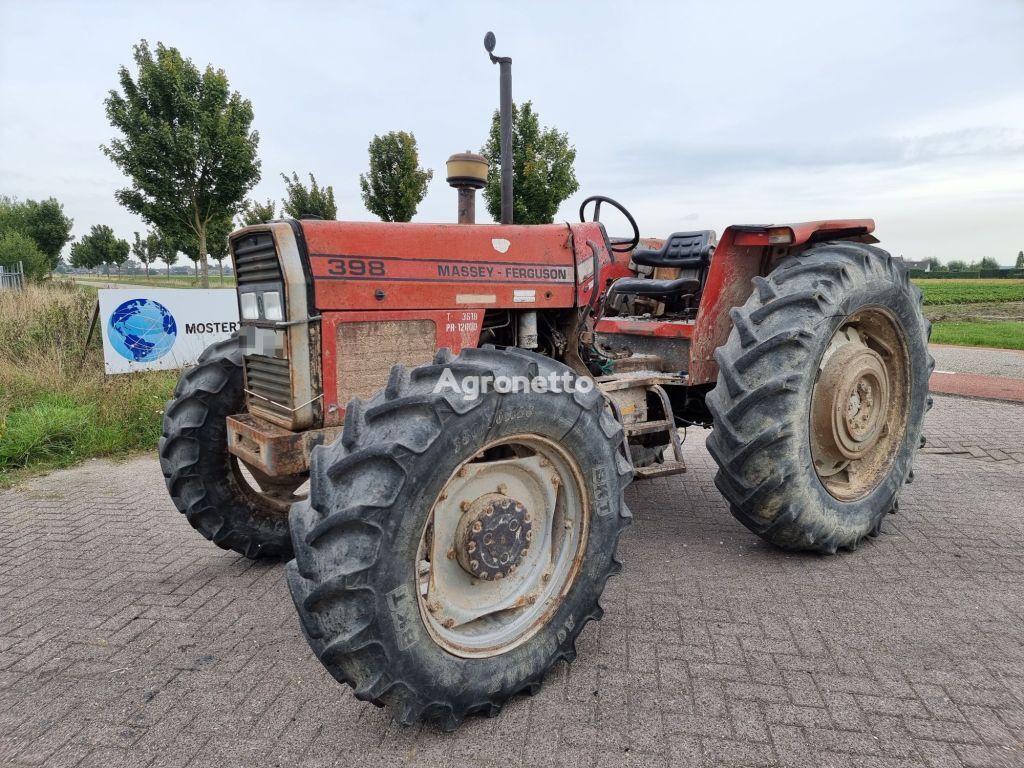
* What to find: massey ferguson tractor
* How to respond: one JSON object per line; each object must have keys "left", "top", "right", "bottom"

{"left": 159, "top": 36, "right": 931, "bottom": 731}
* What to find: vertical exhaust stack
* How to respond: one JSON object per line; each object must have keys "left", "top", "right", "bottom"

{"left": 484, "top": 31, "right": 512, "bottom": 224}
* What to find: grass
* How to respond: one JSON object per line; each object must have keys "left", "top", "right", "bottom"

{"left": 0, "top": 283, "right": 177, "bottom": 486}
{"left": 57, "top": 272, "right": 235, "bottom": 288}
{"left": 929, "top": 320, "right": 1024, "bottom": 351}
{"left": 913, "top": 279, "right": 1024, "bottom": 351}
{"left": 913, "top": 278, "right": 1024, "bottom": 306}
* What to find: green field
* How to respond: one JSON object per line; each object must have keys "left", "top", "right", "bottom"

{"left": 912, "top": 278, "right": 1024, "bottom": 351}
{"left": 914, "top": 278, "right": 1024, "bottom": 306}
{"left": 59, "top": 272, "right": 236, "bottom": 288}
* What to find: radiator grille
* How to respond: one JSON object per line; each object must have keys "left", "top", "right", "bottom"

{"left": 233, "top": 231, "right": 282, "bottom": 285}
{"left": 244, "top": 355, "right": 293, "bottom": 418}
{"left": 336, "top": 320, "right": 436, "bottom": 405}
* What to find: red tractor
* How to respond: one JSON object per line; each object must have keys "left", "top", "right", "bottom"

{"left": 159, "top": 40, "right": 930, "bottom": 731}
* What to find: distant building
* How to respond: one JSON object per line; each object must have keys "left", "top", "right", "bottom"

{"left": 895, "top": 257, "right": 930, "bottom": 272}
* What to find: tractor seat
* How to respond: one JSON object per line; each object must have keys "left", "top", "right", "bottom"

{"left": 631, "top": 230, "right": 715, "bottom": 269}
{"left": 606, "top": 277, "right": 700, "bottom": 303}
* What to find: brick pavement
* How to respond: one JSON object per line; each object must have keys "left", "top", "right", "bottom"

{"left": 1, "top": 395, "right": 1023, "bottom": 767}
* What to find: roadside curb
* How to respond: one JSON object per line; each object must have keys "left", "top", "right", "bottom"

{"left": 930, "top": 371, "right": 1024, "bottom": 403}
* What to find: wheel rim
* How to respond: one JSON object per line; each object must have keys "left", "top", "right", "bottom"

{"left": 232, "top": 457, "right": 309, "bottom": 515}
{"left": 416, "top": 434, "right": 589, "bottom": 658}
{"left": 810, "top": 307, "right": 910, "bottom": 501}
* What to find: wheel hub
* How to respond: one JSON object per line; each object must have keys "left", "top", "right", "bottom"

{"left": 809, "top": 310, "right": 910, "bottom": 500}
{"left": 455, "top": 493, "right": 533, "bottom": 581}
{"left": 815, "top": 341, "right": 890, "bottom": 462}
{"left": 416, "top": 435, "right": 588, "bottom": 658}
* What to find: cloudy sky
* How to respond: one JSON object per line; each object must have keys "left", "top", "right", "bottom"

{"left": 2, "top": 0, "right": 1022, "bottom": 264}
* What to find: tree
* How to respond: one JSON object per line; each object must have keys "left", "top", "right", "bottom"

{"left": 481, "top": 100, "right": 579, "bottom": 224}
{"left": 102, "top": 40, "right": 260, "bottom": 289}
{"left": 174, "top": 214, "right": 232, "bottom": 283}
{"left": 70, "top": 225, "right": 129, "bottom": 275}
{"left": 979, "top": 257, "right": 1000, "bottom": 271}
{"left": 947, "top": 259, "right": 968, "bottom": 272}
{"left": 281, "top": 172, "right": 337, "bottom": 219}
{"left": 206, "top": 215, "right": 233, "bottom": 283}
{"left": 132, "top": 231, "right": 156, "bottom": 277}
{"left": 359, "top": 131, "right": 433, "bottom": 222}
{"left": 0, "top": 230, "right": 48, "bottom": 281}
{"left": 1016, "top": 250, "right": 1023, "bottom": 269}
{"left": 237, "top": 198, "right": 275, "bottom": 227}
{"left": 0, "top": 196, "right": 74, "bottom": 273}
{"left": 156, "top": 235, "right": 178, "bottom": 277}
{"left": 111, "top": 241, "right": 130, "bottom": 275}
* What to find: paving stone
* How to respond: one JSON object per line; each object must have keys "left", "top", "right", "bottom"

{"left": 0, "top": 395, "right": 1022, "bottom": 767}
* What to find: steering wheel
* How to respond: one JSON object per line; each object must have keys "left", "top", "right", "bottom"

{"left": 578, "top": 195, "right": 640, "bottom": 252}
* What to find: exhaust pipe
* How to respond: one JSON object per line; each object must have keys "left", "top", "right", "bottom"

{"left": 485, "top": 31, "right": 513, "bottom": 225}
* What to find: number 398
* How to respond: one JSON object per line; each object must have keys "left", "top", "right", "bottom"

{"left": 326, "top": 257, "right": 386, "bottom": 277}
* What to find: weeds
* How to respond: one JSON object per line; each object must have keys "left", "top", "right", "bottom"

{"left": 0, "top": 283, "right": 176, "bottom": 484}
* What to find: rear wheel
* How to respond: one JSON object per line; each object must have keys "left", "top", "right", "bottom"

{"left": 286, "top": 346, "right": 633, "bottom": 729}
{"left": 159, "top": 336, "right": 306, "bottom": 559}
{"left": 706, "top": 242, "right": 932, "bottom": 553}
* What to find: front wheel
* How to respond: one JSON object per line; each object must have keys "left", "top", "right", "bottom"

{"left": 286, "top": 347, "right": 633, "bottom": 729}
{"left": 706, "top": 242, "right": 932, "bottom": 553}
{"left": 159, "top": 336, "right": 306, "bottom": 559}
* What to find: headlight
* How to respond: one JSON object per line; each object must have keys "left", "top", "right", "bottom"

{"left": 240, "top": 292, "right": 259, "bottom": 320}
{"left": 262, "top": 291, "right": 283, "bottom": 321}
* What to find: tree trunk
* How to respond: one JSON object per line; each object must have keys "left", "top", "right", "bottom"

{"left": 218, "top": 258, "right": 224, "bottom": 284}
{"left": 198, "top": 225, "right": 209, "bottom": 289}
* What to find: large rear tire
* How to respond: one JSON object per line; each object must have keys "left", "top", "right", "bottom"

{"left": 286, "top": 346, "right": 633, "bottom": 729}
{"left": 706, "top": 242, "right": 932, "bottom": 553}
{"left": 159, "top": 336, "right": 305, "bottom": 559}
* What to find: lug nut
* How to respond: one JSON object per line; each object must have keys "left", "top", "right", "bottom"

{"left": 460, "top": 500, "right": 471, "bottom": 512}
{"left": 447, "top": 548, "right": 456, "bottom": 560}
{"left": 442, "top": 617, "right": 455, "bottom": 628}
{"left": 497, "top": 483, "right": 509, "bottom": 495}
{"left": 470, "top": 560, "right": 479, "bottom": 571}
{"left": 472, "top": 521, "right": 483, "bottom": 533}
{"left": 457, "top": 467, "right": 469, "bottom": 478}
{"left": 467, "top": 541, "right": 477, "bottom": 553}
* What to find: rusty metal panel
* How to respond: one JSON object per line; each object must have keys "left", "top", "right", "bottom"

{"left": 226, "top": 413, "right": 341, "bottom": 477}
{"left": 336, "top": 319, "right": 437, "bottom": 405}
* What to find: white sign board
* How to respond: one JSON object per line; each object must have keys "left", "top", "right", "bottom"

{"left": 98, "top": 289, "right": 240, "bottom": 375}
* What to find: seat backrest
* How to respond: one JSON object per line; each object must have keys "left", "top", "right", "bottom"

{"left": 632, "top": 230, "right": 716, "bottom": 269}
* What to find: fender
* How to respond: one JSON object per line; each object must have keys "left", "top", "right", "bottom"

{"left": 688, "top": 219, "right": 876, "bottom": 384}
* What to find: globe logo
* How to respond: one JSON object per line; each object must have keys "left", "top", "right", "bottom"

{"left": 107, "top": 298, "right": 178, "bottom": 363}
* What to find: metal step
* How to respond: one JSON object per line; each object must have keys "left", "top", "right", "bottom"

{"left": 624, "top": 419, "right": 673, "bottom": 435}
{"left": 633, "top": 460, "right": 687, "bottom": 479}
